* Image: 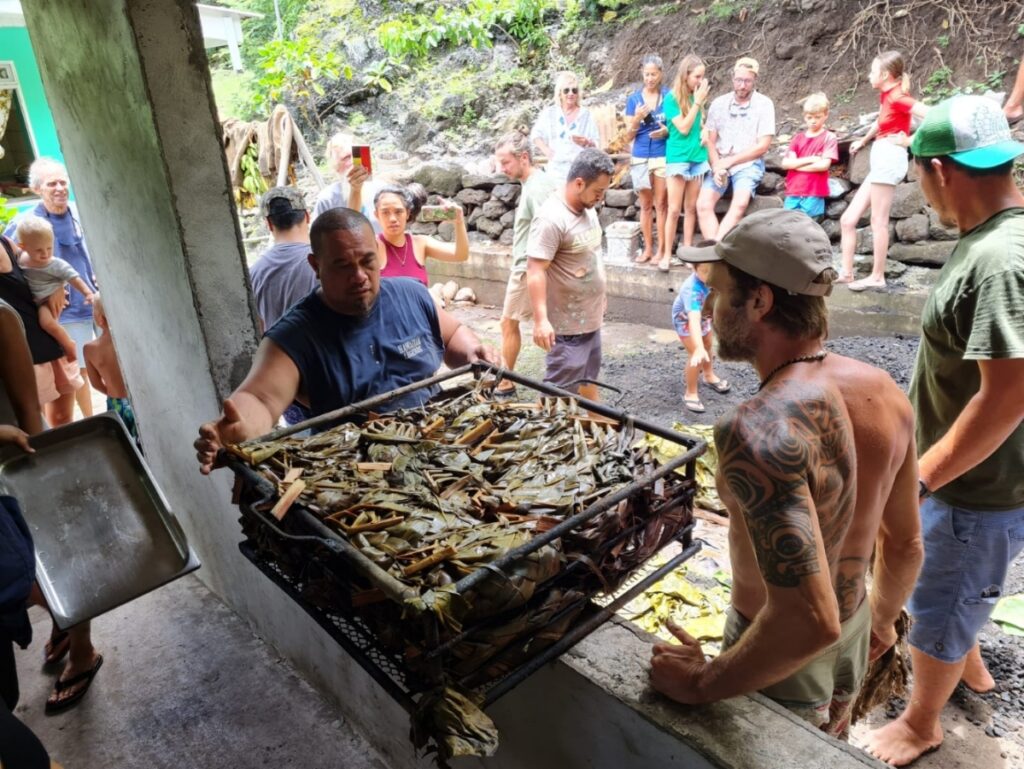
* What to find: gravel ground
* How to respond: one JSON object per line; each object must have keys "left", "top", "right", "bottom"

{"left": 456, "top": 304, "right": 1024, "bottom": 767}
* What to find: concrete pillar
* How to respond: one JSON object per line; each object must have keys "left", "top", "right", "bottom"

{"left": 20, "top": 3, "right": 422, "bottom": 766}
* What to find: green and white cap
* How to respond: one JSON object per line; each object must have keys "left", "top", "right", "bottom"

{"left": 910, "top": 95, "right": 1024, "bottom": 169}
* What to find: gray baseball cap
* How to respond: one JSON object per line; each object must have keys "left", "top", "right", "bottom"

{"left": 260, "top": 186, "right": 307, "bottom": 217}
{"left": 678, "top": 209, "right": 835, "bottom": 296}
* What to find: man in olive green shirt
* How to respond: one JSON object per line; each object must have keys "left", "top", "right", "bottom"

{"left": 865, "top": 96, "right": 1024, "bottom": 766}
{"left": 493, "top": 130, "right": 557, "bottom": 396}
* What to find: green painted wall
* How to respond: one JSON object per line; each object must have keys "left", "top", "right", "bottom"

{"left": 1, "top": 25, "right": 66, "bottom": 209}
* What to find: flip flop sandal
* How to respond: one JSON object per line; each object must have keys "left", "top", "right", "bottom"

{"left": 657, "top": 256, "right": 671, "bottom": 272}
{"left": 683, "top": 397, "right": 706, "bottom": 413}
{"left": 490, "top": 385, "right": 518, "bottom": 402}
{"left": 45, "top": 654, "right": 103, "bottom": 715}
{"left": 43, "top": 630, "right": 71, "bottom": 667}
{"left": 704, "top": 378, "right": 731, "bottom": 394}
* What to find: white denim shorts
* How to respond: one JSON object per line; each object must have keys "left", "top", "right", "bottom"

{"left": 864, "top": 137, "right": 909, "bottom": 186}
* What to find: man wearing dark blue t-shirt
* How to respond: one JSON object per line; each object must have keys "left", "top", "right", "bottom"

{"left": 195, "top": 208, "right": 498, "bottom": 473}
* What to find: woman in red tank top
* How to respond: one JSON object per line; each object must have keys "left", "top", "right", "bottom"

{"left": 838, "top": 51, "right": 929, "bottom": 292}
{"left": 374, "top": 184, "right": 469, "bottom": 285}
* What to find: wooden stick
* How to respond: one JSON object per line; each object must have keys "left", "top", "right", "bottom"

{"left": 356, "top": 462, "right": 393, "bottom": 473}
{"left": 271, "top": 479, "right": 306, "bottom": 521}
{"left": 402, "top": 546, "right": 457, "bottom": 577}
{"left": 282, "top": 467, "right": 303, "bottom": 485}
{"left": 342, "top": 515, "right": 404, "bottom": 535}
{"left": 420, "top": 416, "right": 445, "bottom": 436}
{"left": 455, "top": 418, "right": 494, "bottom": 446}
{"left": 289, "top": 113, "right": 326, "bottom": 190}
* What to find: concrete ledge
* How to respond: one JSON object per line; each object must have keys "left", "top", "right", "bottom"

{"left": 428, "top": 245, "right": 930, "bottom": 338}
{"left": 555, "top": 620, "right": 885, "bottom": 769}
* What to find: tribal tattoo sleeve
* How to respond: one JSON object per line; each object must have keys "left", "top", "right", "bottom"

{"left": 714, "top": 383, "right": 856, "bottom": 589}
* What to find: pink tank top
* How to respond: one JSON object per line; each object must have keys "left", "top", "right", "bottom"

{"left": 378, "top": 232, "right": 428, "bottom": 285}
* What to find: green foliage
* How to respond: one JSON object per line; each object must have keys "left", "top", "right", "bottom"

{"left": 487, "top": 66, "right": 533, "bottom": 93}
{"left": 211, "top": 69, "right": 259, "bottom": 120}
{"left": 936, "top": 33, "right": 950, "bottom": 49}
{"left": 698, "top": 0, "right": 759, "bottom": 24}
{"left": 922, "top": 66, "right": 1006, "bottom": 101}
{"left": 377, "top": 0, "right": 555, "bottom": 62}
{"left": 0, "top": 197, "right": 16, "bottom": 229}
{"left": 362, "top": 57, "right": 410, "bottom": 94}
{"left": 582, "top": 0, "right": 632, "bottom": 22}
{"left": 222, "top": 0, "right": 312, "bottom": 68}
{"left": 250, "top": 36, "right": 350, "bottom": 122}
{"left": 348, "top": 111, "right": 368, "bottom": 129}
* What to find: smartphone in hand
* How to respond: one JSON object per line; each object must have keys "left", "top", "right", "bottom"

{"left": 419, "top": 204, "right": 458, "bottom": 222}
{"left": 352, "top": 144, "right": 373, "bottom": 176}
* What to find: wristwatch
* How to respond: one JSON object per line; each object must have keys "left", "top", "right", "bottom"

{"left": 918, "top": 479, "right": 932, "bottom": 500}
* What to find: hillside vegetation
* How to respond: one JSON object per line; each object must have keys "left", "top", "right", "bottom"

{"left": 211, "top": 0, "right": 1024, "bottom": 161}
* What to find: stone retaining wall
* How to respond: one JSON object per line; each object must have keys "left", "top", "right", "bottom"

{"left": 408, "top": 148, "right": 960, "bottom": 270}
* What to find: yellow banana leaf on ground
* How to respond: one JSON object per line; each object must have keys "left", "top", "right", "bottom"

{"left": 642, "top": 423, "right": 723, "bottom": 512}
{"left": 618, "top": 555, "right": 732, "bottom": 656}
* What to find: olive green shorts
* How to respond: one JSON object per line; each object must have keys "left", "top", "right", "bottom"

{"left": 723, "top": 598, "right": 870, "bottom": 739}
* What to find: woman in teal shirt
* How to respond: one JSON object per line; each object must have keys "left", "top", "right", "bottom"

{"left": 661, "top": 55, "right": 710, "bottom": 270}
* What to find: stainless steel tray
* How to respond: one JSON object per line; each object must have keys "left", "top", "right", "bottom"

{"left": 0, "top": 412, "right": 200, "bottom": 629}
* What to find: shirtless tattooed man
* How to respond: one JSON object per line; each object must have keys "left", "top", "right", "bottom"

{"left": 650, "top": 210, "right": 924, "bottom": 739}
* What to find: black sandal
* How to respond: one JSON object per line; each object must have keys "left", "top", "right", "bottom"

{"left": 45, "top": 655, "right": 103, "bottom": 714}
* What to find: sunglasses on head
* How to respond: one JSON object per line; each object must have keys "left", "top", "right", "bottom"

{"left": 562, "top": 87, "right": 579, "bottom": 94}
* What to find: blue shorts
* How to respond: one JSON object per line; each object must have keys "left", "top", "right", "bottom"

{"left": 61, "top": 320, "right": 96, "bottom": 370}
{"left": 907, "top": 497, "right": 1024, "bottom": 663}
{"left": 670, "top": 293, "right": 712, "bottom": 338}
{"left": 666, "top": 161, "right": 710, "bottom": 181}
{"left": 783, "top": 195, "right": 825, "bottom": 218}
{"left": 702, "top": 159, "right": 764, "bottom": 196}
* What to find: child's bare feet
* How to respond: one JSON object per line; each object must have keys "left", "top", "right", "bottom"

{"left": 848, "top": 276, "right": 887, "bottom": 292}
{"left": 862, "top": 714, "right": 943, "bottom": 767}
{"left": 635, "top": 251, "right": 653, "bottom": 265}
{"left": 960, "top": 644, "right": 995, "bottom": 693}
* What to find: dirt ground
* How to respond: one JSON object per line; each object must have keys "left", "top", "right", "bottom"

{"left": 454, "top": 302, "right": 1024, "bottom": 769}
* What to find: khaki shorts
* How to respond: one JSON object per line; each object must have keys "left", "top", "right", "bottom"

{"left": 723, "top": 598, "right": 870, "bottom": 740}
{"left": 501, "top": 270, "right": 532, "bottom": 322}
{"left": 34, "top": 357, "right": 83, "bottom": 405}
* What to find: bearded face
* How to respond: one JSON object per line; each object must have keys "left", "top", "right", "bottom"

{"left": 708, "top": 265, "right": 758, "bottom": 362}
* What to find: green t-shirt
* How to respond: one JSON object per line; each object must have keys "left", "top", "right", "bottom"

{"left": 664, "top": 91, "right": 708, "bottom": 165}
{"left": 512, "top": 169, "right": 558, "bottom": 272}
{"left": 909, "top": 207, "right": 1024, "bottom": 511}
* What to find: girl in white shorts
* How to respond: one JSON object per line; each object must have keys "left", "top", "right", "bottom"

{"left": 838, "top": 51, "right": 929, "bottom": 291}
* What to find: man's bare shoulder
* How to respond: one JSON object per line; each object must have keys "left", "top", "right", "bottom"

{"left": 714, "top": 379, "right": 847, "bottom": 474}
{"left": 825, "top": 353, "right": 914, "bottom": 423}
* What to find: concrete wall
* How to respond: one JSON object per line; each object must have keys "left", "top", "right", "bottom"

{"left": 430, "top": 245, "right": 928, "bottom": 338}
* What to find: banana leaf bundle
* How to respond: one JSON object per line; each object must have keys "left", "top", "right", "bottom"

{"left": 230, "top": 384, "right": 696, "bottom": 761}
{"left": 232, "top": 390, "right": 691, "bottom": 607}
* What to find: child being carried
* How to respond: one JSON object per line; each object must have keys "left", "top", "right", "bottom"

{"left": 14, "top": 215, "right": 95, "bottom": 362}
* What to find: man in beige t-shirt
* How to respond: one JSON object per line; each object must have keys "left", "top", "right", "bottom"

{"left": 526, "top": 148, "right": 614, "bottom": 401}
